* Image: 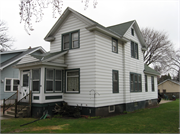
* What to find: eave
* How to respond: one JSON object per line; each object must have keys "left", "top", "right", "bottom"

{"left": 14, "top": 61, "right": 67, "bottom": 69}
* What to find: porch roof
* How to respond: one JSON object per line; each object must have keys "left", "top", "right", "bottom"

{"left": 15, "top": 51, "right": 68, "bottom": 68}
{"left": 144, "top": 64, "right": 160, "bottom": 76}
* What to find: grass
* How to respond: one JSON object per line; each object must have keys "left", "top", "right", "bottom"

{"left": 1, "top": 100, "right": 179, "bottom": 133}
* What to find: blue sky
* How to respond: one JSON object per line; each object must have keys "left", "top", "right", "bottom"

{"left": 0, "top": 0, "right": 179, "bottom": 51}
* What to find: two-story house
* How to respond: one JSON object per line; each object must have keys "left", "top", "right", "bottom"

{"left": 14, "top": 7, "right": 159, "bottom": 117}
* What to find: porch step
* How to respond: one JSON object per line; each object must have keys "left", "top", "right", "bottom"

{"left": 3, "top": 105, "right": 30, "bottom": 118}
{"left": 2, "top": 111, "right": 15, "bottom": 118}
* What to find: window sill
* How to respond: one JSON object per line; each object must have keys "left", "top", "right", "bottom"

{"left": 4, "top": 91, "right": 17, "bottom": 92}
{"left": 65, "top": 92, "right": 80, "bottom": 94}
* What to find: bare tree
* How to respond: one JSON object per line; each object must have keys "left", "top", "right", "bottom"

{"left": 141, "top": 28, "right": 174, "bottom": 74}
{"left": 0, "top": 20, "right": 14, "bottom": 52}
{"left": 19, "top": 0, "right": 98, "bottom": 34}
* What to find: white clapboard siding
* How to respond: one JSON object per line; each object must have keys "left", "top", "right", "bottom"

{"left": 17, "top": 55, "right": 39, "bottom": 65}
{"left": 50, "top": 12, "right": 96, "bottom": 107}
{"left": 123, "top": 25, "right": 157, "bottom": 103}
{"left": 93, "top": 31, "right": 124, "bottom": 107}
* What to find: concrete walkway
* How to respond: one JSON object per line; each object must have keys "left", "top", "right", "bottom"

{"left": 159, "top": 99, "right": 173, "bottom": 104}
{"left": 0, "top": 107, "right": 13, "bottom": 120}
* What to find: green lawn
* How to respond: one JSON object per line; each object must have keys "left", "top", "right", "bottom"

{"left": 1, "top": 100, "right": 179, "bottom": 133}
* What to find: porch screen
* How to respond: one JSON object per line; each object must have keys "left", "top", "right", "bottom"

{"left": 55, "top": 70, "right": 61, "bottom": 91}
{"left": 46, "top": 69, "right": 53, "bottom": 91}
{"left": 32, "top": 69, "right": 40, "bottom": 91}
{"left": 67, "top": 70, "right": 79, "bottom": 92}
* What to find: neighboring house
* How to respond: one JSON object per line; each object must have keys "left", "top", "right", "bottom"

{"left": 0, "top": 47, "right": 46, "bottom": 105}
{"left": 15, "top": 7, "right": 160, "bottom": 117}
{"left": 158, "top": 79, "right": 180, "bottom": 98}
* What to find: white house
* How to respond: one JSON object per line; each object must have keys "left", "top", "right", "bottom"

{"left": 14, "top": 7, "right": 159, "bottom": 117}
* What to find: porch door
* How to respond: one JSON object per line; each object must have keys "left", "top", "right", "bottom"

{"left": 19, "top": 71, "right": 30, "bottom": 100}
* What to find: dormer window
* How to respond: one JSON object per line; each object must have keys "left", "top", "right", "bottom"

{"left": 131, "top": 28, "right": 134, "bottom": 36}
{"left": 62, "top": 30, "right": 80, "bottom": 51}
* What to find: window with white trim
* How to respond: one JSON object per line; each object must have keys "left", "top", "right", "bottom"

{"left": 5, "top": 78, "right": 19, "bottom": 92}
{"left": 109, "top": 105, "right": 115, "bottom": 113}
{"left": 66, "top": 70, "right": 80, "bottom": 92}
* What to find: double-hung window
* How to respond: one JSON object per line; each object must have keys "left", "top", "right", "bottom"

{"left": 145, "top": 75, "right": 148, "bottom": 92}
{"left": 66, "top": 69, "right": 80, "bottom": 93}
{"left": 46, "top": 69, "right": 54, "bottom": 92}
{"left": 131, "top": 41, "right": 138, "bottom": 59}
{"left": 62, "top": 30, "right": 80, "bottom": 51}
{"left": 112, "top": 70, "right": 119, "bottom": 93}
{"left": 151, "top": 76, "right": 154, "bottom": 92}
{"left": 55, "top": 70, "right": 62, "bottom": 92}
{"left": 112, "top": 38, "right": 118, "bottom": 53}
{"left": 45, "top": 69, "right": 62, "bottom": 92}
{"left": 130, "top": 73, "right": 142, "bottom": 92}
{"left": 5, "top": 78, "right": 19, "bottom": 92}
{"left": 32, "top": 69, "right": 40, "bottom": 92}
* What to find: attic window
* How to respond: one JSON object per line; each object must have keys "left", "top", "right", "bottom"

{"left": 131, "top": 28, "right": 134, "bottom": 36}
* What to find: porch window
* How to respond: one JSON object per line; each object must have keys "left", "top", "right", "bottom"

{"left": 5, "top": 78, "right": 19, "bottom": 92}
{"left": 45, "top": 69, "right": 62, "bottom": 92}
{"left": 66, "top": 69, "right": 80, "bottom": 92}
{"left": 62, "top": 30, "right": 80, "bottom": 51}
{"left": 112, "top": 38, "right": 118, "bottom": 53}
{"left": 46, "top": 69, "right": 54, "bottom": 92}
{"left": 130, "top": 72, "right": 142, "bottom": 92}
{"left": 32, "top": 69, "right": 40, "bottom": 92}
{"left": 55, "top": 70, "right": 62, "bottom": 92}
{"left": 151, "top": 76, "right": 154, "bottom": 92}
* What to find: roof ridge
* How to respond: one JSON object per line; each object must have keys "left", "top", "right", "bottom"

{"left": 107, "top": 20, "right": 135, "bottom": 28}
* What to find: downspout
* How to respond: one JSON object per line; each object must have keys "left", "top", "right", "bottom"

{"left": 122, "top": 42, "right": 126, "bottom": 110}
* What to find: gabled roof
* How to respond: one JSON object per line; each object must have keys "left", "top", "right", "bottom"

{"left": 30, "top": 50, "right": 68, "bottom": 62}
{"left": 144, "top": 64, "right": 160, "bottom": 76}
{"left": 15, "top": 50, "right": 68, "bottom": 68}
{"left": 44, "top": 7, "right": 146, "bottom": 45}
{"left": 158, "top": 79, "right": 180, "bottom": 86}
{"left": 0, "top": 49, "right": 26, "bottom": 55}
{"left": 107, "top": 20, "right": 135, "bottom": 36}
{"left": 0, "top": 46, "right": 46, "bottom": 70}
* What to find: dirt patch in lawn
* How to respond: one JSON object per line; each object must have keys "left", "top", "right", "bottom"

{"left": 31, "top": 124, "right": 69, "bottom": 131}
